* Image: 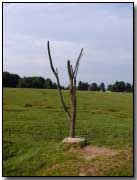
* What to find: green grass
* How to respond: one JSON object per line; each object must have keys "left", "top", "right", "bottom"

{"left": 3, "top": 88, "right": 133, "bottom": 176}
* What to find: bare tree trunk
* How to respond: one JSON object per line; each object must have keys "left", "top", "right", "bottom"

{"left": 69, "top": 77, "right": 77, "bottom": 137}
{"left": 69, "top": 77, "right": 75, "bottom": 137}
{"left": 67, "top": 61, "right": 77, "bottom": 137}
{"left": 47, "top": 41, "right": 83, "bottom": 138}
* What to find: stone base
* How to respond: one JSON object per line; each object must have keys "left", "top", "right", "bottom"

{"left": 63, "top": 137, "right": 86, "bottom": 148}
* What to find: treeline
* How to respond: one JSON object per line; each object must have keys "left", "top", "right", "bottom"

{"left": 3, "top": 72, "right": 133, "bottom": 92}
{"left": 77, "top": 81, "right": 133, "bottom": 92}
{"left": 3, "top": 72, "right": 61, "bottom": 89}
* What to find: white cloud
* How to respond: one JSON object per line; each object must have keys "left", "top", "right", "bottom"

{"left": 3, "top": 3, "right": 133, "bottom": 85}
{"left": 3, "top": 32, "right": 132, "bottom": 74}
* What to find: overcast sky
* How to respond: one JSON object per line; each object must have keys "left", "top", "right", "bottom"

{"left": 3, "top": 3, "right": 133, "bottom": 86}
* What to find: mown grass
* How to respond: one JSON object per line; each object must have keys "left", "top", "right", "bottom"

{"left": 3, "top": 88, "right": 133, "bottom": 176}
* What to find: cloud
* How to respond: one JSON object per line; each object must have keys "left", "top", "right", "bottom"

{"left": 3, "top": 33, "right": 85, "bottom": 65}
{"left": 3, "top": 3, "right": 133, "bottom": 85}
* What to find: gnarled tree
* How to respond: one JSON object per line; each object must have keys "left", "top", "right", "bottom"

{"left": 47, "top": 41, "right": 83, "bottom": 138}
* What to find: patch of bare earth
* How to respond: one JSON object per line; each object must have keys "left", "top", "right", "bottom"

{"left": 69, "top": 145, "right": 119, "bottom": 161}
{"left": 68, "top": 146, "right": 132, "bottom": 176}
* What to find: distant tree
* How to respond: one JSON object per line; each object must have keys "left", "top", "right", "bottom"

{"left": 112, "top": 81, "right": 125, "bottom": 92}
{"left": 3, "top": 72, "right": 11, "bottom": 87}
{"left": 53, "top": 82, "right": 58, "bottom": 89}
{"left": 125, "top": 83, "right": 132, "bottom": 92}
{"left": 107, "top": 84, "right": 113, "bottom": 91}
{"left": 89, "top": 82, "right": 98, "bottom": 91}
{"left": 32, "top": 77, "right": 45, "bottom": 88}
{"left": 3, "top": 72, "right": 20, "bottom": 87}
{"left": 32, "top": 78, "right": 41, "bottom": 88}
{"left": 17, "top": 78, "right": 22, "bottom": 88}
{"left": 20, "top": 77, "right": 45, "bottom": 88}
{"left": 85, "top": 82, "right": 89, "bottom": 90}
{"left": 20, "top": 77, "right": 32, "bottom": 88}
{"left": 99, "top": 82, "right": 105, "bottom": 91}
{"left": 45, "top": 78, "right": 53, "bottom": 89}
{"left": 119, "top": 81, "right": 126, "bottom": 92}
{"left": 77, "top": 81, "right": 83, "bottom": 90}
{"left": 77, "top": 81, "right": 89, "bottom": 90}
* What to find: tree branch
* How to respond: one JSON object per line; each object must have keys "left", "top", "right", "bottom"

{"left": 73, "top": 48, "right": 84, "bottom": 77}
{"left": 67, "top": 60, "right": 73, "bottom": 80}
{"left": 70, "top": 65, "right": 73, "bottom": 76}
{"left": 47, "top": 41, "right": 71, "bottom": 121}
{"left": 47, "top": 41, "right": 57, "bottom": 76}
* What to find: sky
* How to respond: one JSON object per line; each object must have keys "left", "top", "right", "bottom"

{"left": 3, "top": 3, "right": 133, "bottom": 86}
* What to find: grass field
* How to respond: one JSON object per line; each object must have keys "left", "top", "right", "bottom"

{"left": 3, "top": 88, "right": 133, "bottom": 176}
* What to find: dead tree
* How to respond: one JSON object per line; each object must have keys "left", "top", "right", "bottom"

{"left": 47, "top": 41, "right": 83, "bottom": 138}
